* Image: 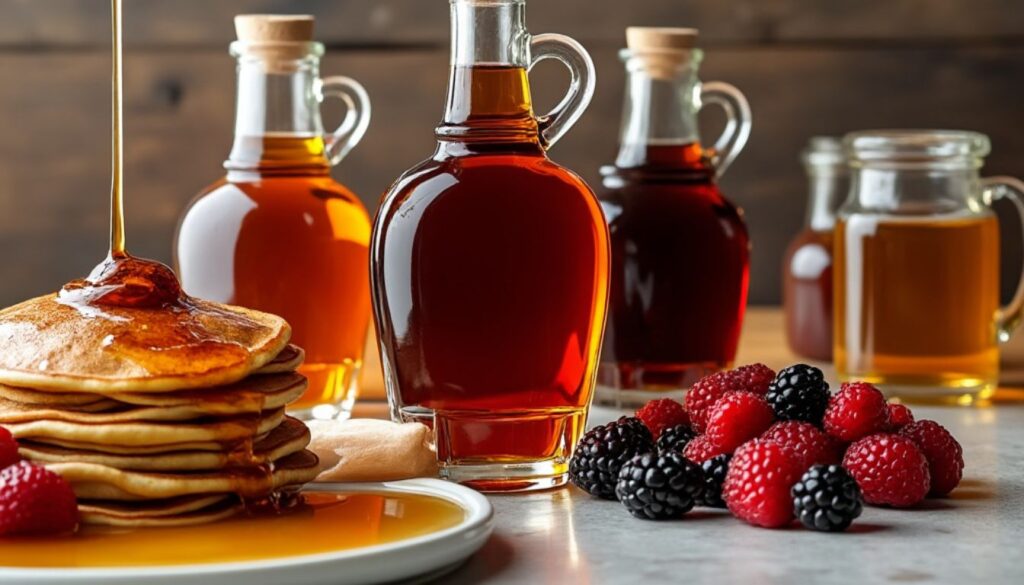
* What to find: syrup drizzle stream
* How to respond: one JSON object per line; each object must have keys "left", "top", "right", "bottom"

{"left": 110, "top": 0, "right": 126, "bottom": 257}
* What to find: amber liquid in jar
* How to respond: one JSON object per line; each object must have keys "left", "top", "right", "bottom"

{"left": 598, "top": 143, "right": 750, "bottom": 391}
{"left": 372, "top": 66, "right": 609, "bottom": 489}
{"left": 835, "top": 213, "right": 1000, "bottom": 399}
{"left": 176, "top": 135, "right": 372, "bottom": 416}
{"left": 783, "top": 229, "right": 834, "bottom": 361}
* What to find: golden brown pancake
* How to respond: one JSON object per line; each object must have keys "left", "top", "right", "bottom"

{"left": 5, "top": 408, "right": 285, "bottom": 447}
{"left": 79, "top": 495, "right": 244, "bottom": 527}
{"left": 0, "top": 294, "right": 290, "bottom": 393}
{"left": 254, "top": 344, "right": 305, "bottom": 375}
{"left": 0, "top": 373, "right": 307, "bottom": 419}
{"left": 19, "top": 417, "right": 310, "bottom": 472}
{"left": 51, "top": 450, "right": 320, "bottom": 500}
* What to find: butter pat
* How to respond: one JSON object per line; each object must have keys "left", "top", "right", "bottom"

{"left": 307, "top": 419, "right": 438, "bottom": 482}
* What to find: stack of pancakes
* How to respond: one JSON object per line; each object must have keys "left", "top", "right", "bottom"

{"left": 0, "top": 293, "right": 320, "bottom": 527}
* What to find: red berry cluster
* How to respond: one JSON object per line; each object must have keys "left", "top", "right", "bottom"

{"left": 626, "top": 364, "right": 964, "bottom": 531}
{"left": 0, "top": 425, "right": 79, "bottom": 536}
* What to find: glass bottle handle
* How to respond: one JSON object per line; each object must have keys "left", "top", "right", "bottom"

{"left": 529, "top": 34, "right": 596, "bottom": 149}
{"left": 983, "top": 176, "right": 1024, "bottom": 342}
{"left": 317, "top": 76, "right": 372, "bottom": 166}
{"left": 699, "top": 82, "right": 752, "bottom": 178}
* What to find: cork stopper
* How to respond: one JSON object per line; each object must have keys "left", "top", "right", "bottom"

{"left": 232, "top": 15, "right": 319, "bottom": 67}
{"left": 626, "top": 27, "right": 699, "bottom": 52}
{"left": 625, "top": 27, "right": 699, "bottom": 80}
{"left": 235, "top": 15, "right": 315, "bottom": 43}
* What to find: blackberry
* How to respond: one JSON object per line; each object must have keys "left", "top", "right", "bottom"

{"left": 569, "top": 417, "right": 654, "bottom": 499}
{"left": 697, "top": 453, "right": 731, "bottom": 508}
{"left": 656, "top": 424, "right": 696, "bottom": 453}
{"left": 791, "top": 465, "right": 864, "bottom": 532}
{"left": 615, "top": 452, "right": 705, "bottom": 520}
{"left": 766, "top": 364, "right": 830, "bottom": 424}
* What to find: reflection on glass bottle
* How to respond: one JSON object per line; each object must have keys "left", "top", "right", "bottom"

{"left": 175, "top": 16, "right": 373, "bottom": 420}
{"left": 371, "top": 0, "right": 606, "bottom": 491}
{"left": 596, "top": 28, "right": 752, "bottom": 406}
{"left": 783, "top": 137, "right": 847, "bottom": 362}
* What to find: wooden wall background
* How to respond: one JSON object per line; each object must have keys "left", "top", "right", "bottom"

{"left": 1, "top": 0, "right": 1023, "bottom": 308}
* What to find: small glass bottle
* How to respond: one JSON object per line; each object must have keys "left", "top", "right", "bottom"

{"left": 371, "top": 0, "right": 606, "bottom": 491}
{"left": 596, "top": 28, "right": 752, "bottom": 406}
{"left": 175, "top": 15, "right": 372, "bottom": 420}
{"left": 783, "top": 137, "right": 847, "bottom": 362}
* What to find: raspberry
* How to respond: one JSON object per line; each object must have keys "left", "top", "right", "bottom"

{"left": 887, "top": 403, "right": 915, "bottom": 431}
{"left": 686, "top": 371, "right": 736, "bottom": 432}
{"left": 723, "top": 439, "right": 803, "bottom": 528}
{"left": 730, "top": 363, "right": 776, "bottom": 395}
{"left": 636, "top": 399, "right": 690, "bottom": 440}
{"left": 899, "top": 420, "right": 963, "bottom": 497}
{"left": 569, "top": 417, "right": 655, "bottom": 499}
{"left": 615, "top": 452, "right": 705, "bottom": 520}
{"left": 682, "top": 435, "right": 727, "bottom": 464}
{"left": 842, "top": 434, "right": 930, "bottom": 507}
{"left": 761, "top": 421, "right": 841, "bottom": 470}
{"left": 685, "top": 364, "right": 775, "bottom": 432}
{"left": 0, "top": 427, "right": 20, "bottom": 469}
{"left": 823, "top": 382, "right": 890, "bottom": 442}
{"left": 0, "top": 461, "right": 78, "bottom": 535}
{"left": 765, "top": 364, "right": 830, "bottom": 424}
{"left": 704, "top": 392, "right": 776, "bottom": 453}
{"left": 656, "top": 424, "right": 696, "bottom": 453}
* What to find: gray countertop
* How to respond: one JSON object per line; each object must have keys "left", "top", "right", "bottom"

{"left": 442, "top": 404, "right": 1024, "bottom": 584}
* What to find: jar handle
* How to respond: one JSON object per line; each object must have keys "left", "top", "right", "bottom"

{"left": 529, "top": 33, "right": 597, "bottom": 149}
{"left": 317, "top": 76, "right": 372, "bottom": 166}
{"left": 700, "top": 81, "right": 752, "bottom": 178}
{"left": 983, "top": 176, "right": 1024, "bottom": 342}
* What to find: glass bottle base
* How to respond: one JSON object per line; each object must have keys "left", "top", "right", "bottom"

{"left": 594, "top": 361, "right": 729, "bottom": 407}
{"left": 287, "top": 361, "right": 362, "bottom": 421}
{"left": 397, "top": 405, "right": 586, "bottom": 493}
{"left": 837, "top": 371, "right": 997, "bottom": 406}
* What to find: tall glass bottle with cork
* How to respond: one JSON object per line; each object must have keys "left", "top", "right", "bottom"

{"left": 371, "top": 0, "right": 607, "bottom": 491}
{"left": 783, "top": 137, "right": 847, "bottom": 362}
{"left": 175, "top": 15, "right": 373, "bottom": 420}
{"left": 597, "top": 28, "right": 752, "bottom": 406}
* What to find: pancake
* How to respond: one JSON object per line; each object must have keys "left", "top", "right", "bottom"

{"left": 51, "top": 450, "right": 321, "bottom": 500}
{"left": 79, "top": 495, "right": 244, "bottom": 527}
{"left": 5, "top": 408, "right": 285, "bottom": 447}
{"left": 36, "top": 435, "right": 271, "bottom": 455}
{"left": 0, "top": 373, "right": 307, "bottom": 421}
{"left": 19, "top": 417, "right": 310, "bottom": 471}
{"left": 0, "top": 386, "right": 114, "bottom": 408}
{"left": 254, "top": 344, "right": 305, "bottom": 375}
{"left": 0, "top": 294, "right": 290, "bottom": 394}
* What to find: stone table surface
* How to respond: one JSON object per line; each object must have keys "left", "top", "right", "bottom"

{"left": 441, "top": 403, "right": 1023, "bottom": 584}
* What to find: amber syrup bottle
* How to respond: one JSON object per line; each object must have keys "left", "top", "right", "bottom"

{"left": 371, "top": 0, "right": 606, "bottom": 491}
{"left": 783, "top": 137, "right": 847, "bottom": 362}
{"left": 596, "top": 28, "right": 753, "bottom": 406}
{"left": 175, "top": 16, "right": 373, "bottom": 420}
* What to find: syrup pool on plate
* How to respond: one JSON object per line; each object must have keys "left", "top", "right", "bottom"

{"left": 0, "top": 492, "right": 465, "bottom": 568}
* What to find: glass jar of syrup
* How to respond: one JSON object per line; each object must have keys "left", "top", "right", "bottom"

{"left": 371, "top": 0, "right": 606, "bottom": 491}
{"left": 783, "top": 137, "right": 848, "bottom": 362}
{"left": 596, "top": 28, "right": 752, "bottom": 406}
{"left": 175, "top": 15, "right": 373, "bottom": 420}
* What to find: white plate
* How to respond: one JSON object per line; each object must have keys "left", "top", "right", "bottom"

{"left": 1, "top": 479, "right": 494, "bottom": 585}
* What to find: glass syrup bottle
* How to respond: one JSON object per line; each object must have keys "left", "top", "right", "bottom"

{"left": 596, "top": 28, "right": 752, "bottom": 406}
{"left": 175, "top": 15, "right": 372, "bottom": 420}
{"left": 783, "top": 136, "right": 847, "bottom": 362}
{"left": 371, "top": 0, "right": 606, "bottom": 491}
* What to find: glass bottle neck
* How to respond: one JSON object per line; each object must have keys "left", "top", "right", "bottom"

{"left": 437, "top": 0, "right": 539, "bottom": 146}
{"left": 843, "top": 165, "right": 983, "bottom": 216}
{"left": 615, "top": 61, "right": 704, "bottom": 169}
{"left": 226, "top": 49, "right": 330, "bottom": 172}
{"left": 805, "top": 170, "right": 846, "bottom": 231}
